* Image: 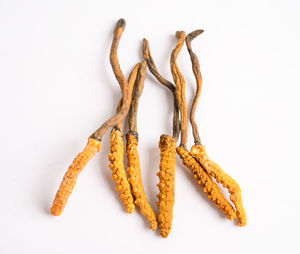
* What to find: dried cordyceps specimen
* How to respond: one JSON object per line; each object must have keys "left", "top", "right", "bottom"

{"left": 109, "top": 127, "right": 135, "bottom": 213}
{"left": 108, "top": 63, "right": 141, "bottom": 214}
{"left": 190, "top": 145, "right": 245, "bottom": 225}
{"left": 142, "top": 37, "right": 180, "bottom": 238}
{"left": 156, "top": 134, "right": 176, "bottom": 238}
{"left": 50, "top": 18, "right": 138, "bottom": 216}
{"left": 50, "top": 138, "right": 101, "bottom": 216}
{"left": 126, "top": 134, "right": 158, "bottom": 229}
{"left": 176, "top": 146, "right": 235, "bottom": 220}
{"left": 171, "top": 30, "right": 236, "bottom": 220}
{"left": 185, "top": 30, "right": 246, "bottom": 226}
{"left": 125, "top": 62, "right": 158, "bottom": 229}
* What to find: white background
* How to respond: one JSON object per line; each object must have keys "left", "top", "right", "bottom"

{"left": 1, "top": 0, "right": 299, "bottom": 253}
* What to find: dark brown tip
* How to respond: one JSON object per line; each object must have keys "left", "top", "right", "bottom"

{"left": 175, "top": 31, "right": 185, "bottom": 39}
{"left": 179, "top": 143, "right": 186, "bottom": 149}
{"left": 186, "top": 29, "right": 204, "bottom": 42}
{"left": 142, "top": 38, "right": 150, "bottom": 58}
{"left": 194, "top": 141, "right": 202, "bottom": 146}
{"left": 160, "top": 134, "right": 169, "bottom": 140}
{"left": 112, "top": 126, "right": 121, "bottom": 132}
{"left": 89, "top": 134, "right": 102, "bottom": 142}
{"left": 159, "top": 134, "right": 173, "bottom": 149}
{"left": 116, "top": 18, "right": 126, "bottom": 30}
{"left": 126, "top": 130, "right": 139, "bottom": 141}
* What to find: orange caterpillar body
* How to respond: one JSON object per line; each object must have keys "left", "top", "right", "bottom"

{"left": 51, "top": 138, "right": 101, "bottom": 216}
{"left": 108, "top": 128, "right": 135, "bottom": 213}
{"left": 177, "top": 146, "right": 236, "bottom": 220}
{"left": 157, "top": 134, "right": 176, "bottom": 238}
{"left": 126, "top": 133, "right": 158, "bottom": 230}
{"left": 190, "top": 145, "right": 246, "bottom": 226}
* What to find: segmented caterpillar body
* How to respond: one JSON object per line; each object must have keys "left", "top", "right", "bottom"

{"left": 108, "top": 128, "right": 135, "bottom": 213}
{"left": 177, "top": 146, "right": 236, "bottom": 220}
{"left": 157, "top": 134, "right": 176, "bottom": 238}
{"left": 190, "top": 145, "right": 246, "bottom": 226}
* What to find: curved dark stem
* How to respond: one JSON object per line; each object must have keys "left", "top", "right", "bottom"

{"left": 170, "top": 31, "right": 187, "bottom": 148}
{"left": 128, "top": 62, "right": 147, "bottom": 135}
{"left": 143, "top": 39, "right": 174, "bottom": 91}
{"left": 90, "top": 18, "right": 137, "bottom": 141}
{"left": 115, "top": 63, "right": 141, "bottom": 131}
{"left": 142, "top": 39, "right": 180, "bottom": 142}
{"left": 185, "top": 29, "right": 204, "bottom": 146}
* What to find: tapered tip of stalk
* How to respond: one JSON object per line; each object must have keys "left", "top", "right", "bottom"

{"left": 175, "top": 31, "right": 186, "bottom": 40}
{"left": 186, "top": 29, "right": 204, "bottom": 42}
{"left": 116, "top": 18, "right": 126, "bottom": 30}
{"left": 142, "top": 38, "right": 150, "bottom": 58}
{"left": 142, "top": 38, "right": 148, "bottom": 46}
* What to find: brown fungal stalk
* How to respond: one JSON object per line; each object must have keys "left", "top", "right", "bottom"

{"left": 185, "top": 30, "right": 246, "bottom": 226}
{"left": 142, "top": 36, "right": 181, "bottom": 238}
{"left": 50, "top": 18, "right": 137, "bottom": 216}
{"left": 108, "top": 63, "right": 140, "bottom": 214}
{"left": 125, "top": 62, "right": 158, "bottom": 229}
{"left": 142, "top": 39, "right": 180, "bottom": 141}
{"left": 90, "top": 18, "right": 132, "bottom": 141}
{"left": 172, "top": 30, "right": 236, "bottom": 221}
{"left": 185, "top": 30, "right": 204, "bottom": 145}
{"left": 171, "top": 31, "right": 188, "bottom": 148}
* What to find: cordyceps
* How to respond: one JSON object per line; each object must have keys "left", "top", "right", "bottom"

{"left": 142, "top": 36, "right": 180, "bottom": 238}
{"left": 171, "top": 31, "right": 236, "bottom": 221}
{"left": 50, "top": 19, "right": 139, "bottom": 216}
{"left": 108, "top": 63, "right": 142, "bottom": 214}
{"left": 185, "top": 30, "right": 247, "bottom": 226}
{"left": 156, "top": 135, "right": 176, "bottom": 238}
{"left": 125, "top": 62, "right": 158, "bottom": 230}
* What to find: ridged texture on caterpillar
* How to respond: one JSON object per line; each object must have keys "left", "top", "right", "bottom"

{"left": 126, "top": 133, "right": 158, "bottom": 230}
{"left": 157, "top": 134, "right": 176, "bottom": 238}
{"left": 190, "top": 145, "right": 246, "bottom": 226}
{"left": 108, "top": 128, "right": 135, "bottom": 213}
{"left": 50, "top": 138, "right": 101, "bottom": 216}
{"left": 176, "top": 146, "right": 236, "bottom": 220}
